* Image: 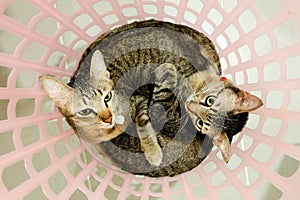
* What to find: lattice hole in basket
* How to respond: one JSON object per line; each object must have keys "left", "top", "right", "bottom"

{"left": 70, "top": 189, "right": 88, "bottom": 200}
{"left": 283, "top": 122, "right": 300, "bottom": 145}
{"left": 272, "top": 153, "right": 300, "bottom": 178}
{"left": 217, "top": 0, "right": 237, "bottom": 14}
{"left": 238, "top": 9, "right": 257, "bottom": 34}
{"left": 67, "top": 158, "right": 82, "bottom": 178}
{"left": 254, "top": 34, "right": 272, "bottom": 57}
{"left": 237, "top": 166, "right": 260, "bottom": 186}
{"left": 47, "top": 50, "right": 65, "bottom": 67}
{"left": 0, "top": 31, "right": 23, "bottom": 55}
{"left": 0, "top": 66, "right": 12, "bottom": 88}
{"left": 22, "top": 42, "right": 47, "bottom": 62}
{"left": 225, "top": 24, "right": 240, "bottom": 43}
{"left": 126, "top": 194, "right": 141, "bottom": 200}
{"left": 266, "top": 91, "right": 284, "bottom": 110}
{"left": 73, "top": 13, "right": 94, "bottom": 29}
{"left": 57, "top": 31, "right": 78, "bottom": 47}
{"left": 285, "top": 55, "right": 300, "bottom": 80}
{"left": 150, "top": 183, "right": 162, "bottom": 193}
{"left": 238, "top": 44, "right": 252, "bottom": 64}
{"left": 4, "top": 0, "right": 40, "bottom": 25}
{"left": 63, "top": 57, "right": 78, "bottom": 71}
{"left": 86, "top": 25, "right": 102, "bottom": 37}
{"left": 130, "top": 179, "right": 143, "bottom": 192}
{"left": 41, "top": 97, "right": 55, "bottom": 114}
{"left": 251, "top": 143, "right": 274, "bottom": 163}
{"left": 184, "top": 10, "right": 197, "bottom": 24}
{"left": 219, "top": 186, "right": 240, "bottom": 200}
{"left": 254, "top": 180, "right": 283, "bottom": 200}
{"left": 207, "top": 8, "right": 224, "bottom": 27}
{"left": 168, "top": 180, "right": 182, "bottom": 191}
{"left": 191, "top": 185, "right": 208, "bottom": 199}
{"left": 121, "top": 7, "right": 138, "bottom": 18}
{"left": 202, "top": 161, "right": 218, "bottom": 174}
{"left": 104, "top": 185, "right": 120, "bottom": 200}
{"left": 211, "top": 170, "right": 227, "bottom": 186}
{"left": 187, "top": 0, "right": 203, "bottom": 14}
{"left": 92, "top": 1, "right": 113, "bottom": 16}
{"left": 21, "top": 125, "right": 40, "bottom": 146}
{"left": 201, "top": 20, "right": 214, "bottom": 35}
{"left": 170, "top": 193, "right": 186, "bottom": 200}
{"left": 257, "top": 0, "right": 281, "bottom": 21}
{"left": 54, "top": 140, "right": 69, "bottom": 158}
{"left": 112, "top": 174, "right": 125, "bottom": 188}
{"left": 32, "top": 149, "right": 52, "bottom": 172}
{"left": 237, "top": 134, "right": 254, "bottom": 152}
{"left": 0, "top": 99, "right": 10, "bottom": 121}
{"left": 54, "top": 0, "right": 80, "bottom": 15}
{"left": 34, "top": 17, "right": 60, "bottom": 37}
{"left": 227, "top": 51, "right": 239, "bottom": 66}
{"left": 262, "top": 117, "right": 282, "bottom": 138}
{"left": 84, "top": 175, "right": 100, "bottom": 192}
{"left": 94, "top": 165, "right": 108, "bottom": 179}
{"left": 16, "top": 69, "right": 38, "bottom": 88}
{"left": 0, "top": 130, "right": 15, "bottom": 155}
{"left": 24, "top": 186, "right": 48, "bottom": 200}
{"left": 273, "top": 19, "right": 299, "bottom": 49}
{"left": 216, "top": 34, "right": 228, "bottom": 50}
{"left": 15, "top": 98, "right": 35, "bottom": 118}
{"left": 2, "top": 160, "right": 30, "bottom": 191}
{"left": 246, "top": 67, "right": 259, "bottom": 84}
{"left": 72, "top": 39, "right": 88, "bottom": 52}
{"left": 227, "top": 154, "right": 243, "bottom": 171}
{"left": 142, "top": 4, "right": 158, "bottom": 15}
{"left": 186, "top": 172, "right": 201, "bottom": 184}
{"left": 263, "top": 61, "right": 281, "bottom": 82}
{"left": 48, "top": 171, "right": 68, "bottom": 195}
{"left": 102, "top": 14, "right": 120, "bottom": 25}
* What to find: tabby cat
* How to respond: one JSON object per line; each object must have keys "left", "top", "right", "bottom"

{"left": 40, "top": 51, "right": 177, "bottom": 166}
{"left": 40, "top": 20, "right": 263, "bottom": 177}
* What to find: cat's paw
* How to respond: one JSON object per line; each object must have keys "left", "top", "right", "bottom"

{"left": 144, "top": 147, "right": 163, "bottom": 166}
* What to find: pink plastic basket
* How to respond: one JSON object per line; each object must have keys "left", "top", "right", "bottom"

{"left": 1, "top": 0, "right": 300, "bottom": 199}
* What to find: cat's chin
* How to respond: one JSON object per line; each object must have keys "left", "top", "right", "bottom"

{"left": 101, "top": 122, "right": 116, "bottom": 129}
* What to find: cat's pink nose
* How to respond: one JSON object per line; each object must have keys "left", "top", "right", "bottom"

{"left": 104, "top": 116, "right": 112, "bottom": 123}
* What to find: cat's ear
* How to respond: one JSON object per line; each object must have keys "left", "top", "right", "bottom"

{"left": 213, "top": 132, "right": 231, "bottom": 163}
{"left": 234, "top": 91, "right": 263, "bottom": 114}
{"left": 90, "top": 50, "right": 110, "bottom": 79}
{"left": 39, "top": 76, "right": 73, "bottom": 109}
{"left": 185, "top": 101, "right": 198, "bottom": 114}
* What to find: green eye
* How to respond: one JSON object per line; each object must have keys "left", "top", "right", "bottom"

{"left": 196, "top": 118, "right": 203, "bottom": 129}
{"left": 78, "top": 109, "right": 94, "bottom": 116}
{"left": 104, "top": 92, "right": 112, "bottom": 103}
{"left": 205, "top": 96, "right": 216, "bottom": 107}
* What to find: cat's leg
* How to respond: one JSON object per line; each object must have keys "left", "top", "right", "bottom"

{"left": 153, "top": 63, "right": 177, "bottom": 95}
{"left": 134, "top": 95, "right": 163, "bottom": 166}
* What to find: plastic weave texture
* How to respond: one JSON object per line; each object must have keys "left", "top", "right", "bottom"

{"left": 0, "top": 0, "right": 300, "bottom": 199}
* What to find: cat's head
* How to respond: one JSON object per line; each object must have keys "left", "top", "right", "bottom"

{"left": 186, "top": 73, "right": 263, "bottom": 162}
{"left": 40, "top": 50, "right": 117, "bottom": 143}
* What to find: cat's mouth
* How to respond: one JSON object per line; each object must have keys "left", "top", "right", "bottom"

{"left": 100, "top": 120, "right": 116, "bottom": 129}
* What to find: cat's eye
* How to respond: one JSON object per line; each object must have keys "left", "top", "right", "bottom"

{"left": 196, "top": 118, "right": 203, "bottom": 129}
{"left": 104, "top": 92, "right": 112, "bottom": 103}
{"left": 78, "top": 108, "right": 95, "bottom": 116}
{"left": 205, "top": 96, "right": 217, "bottom": 107}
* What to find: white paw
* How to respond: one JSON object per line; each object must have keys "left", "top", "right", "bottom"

{"left": 144, "top": 147, "right": 163, "bottom": 166}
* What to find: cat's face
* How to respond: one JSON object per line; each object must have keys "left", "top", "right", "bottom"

{"left": 40, "top": 50, "right": 118, "bottom": 143}
{"left": 185, "top": 74, "right": 263, "bottom": 162}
